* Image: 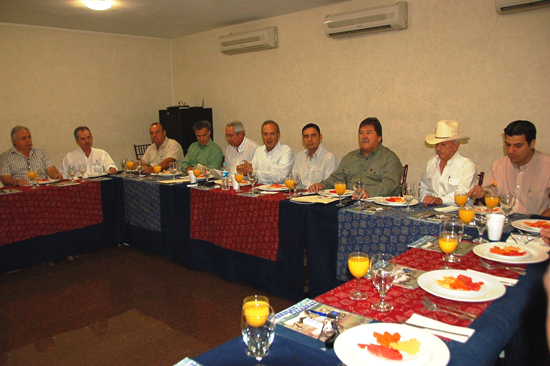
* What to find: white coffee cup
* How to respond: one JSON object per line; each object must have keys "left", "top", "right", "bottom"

{"left": 487, "top": 214, "right": 506, "bottom": 241}
{"left": 188, "top": 170, "right": 197, "bottom": 184}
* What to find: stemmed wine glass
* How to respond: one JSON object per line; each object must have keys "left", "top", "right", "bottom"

{"left": 68, "top": 165, "right": 76, "bottom": 181}
{"left": 292, "top": 172, "right": 301, "bottom": 197}
{"left": 473, "top": 208, "right": 488, "bottom": 243}
{"left": 284, "top": 173, "right": 296, "bottom": 198}
{"left": 234, "top": 171, "right": 244, "bottom": 192}
{"left": 402, "top": 183, "right": 416, "bottom": 210}
{"left": 485, "top": 194, "right": 500, "bottom": 210}
{"left": 242, "top": 300, "right": 276, "bottom": 364}
{"left": 441, "top": 217, "right": 463, "bottom": 263}
{"left": 169, "top": 162, "right": 177, "bottom": 180}
{"left": 454, "top": 190, "right": 468, "bottom": 208}
{"left": 126, "top": 160, "right": 135, "bottom": 178}
{"left": 499, "top": 191, "right": 516, "bottom": 223}
{"left": 353, "top": 178, "right": 365, "bottom": 209}
{"left": 27, "top": 167, "right": 37, "bottom": 189}
{"left": 78, "top": 164, "right": 86, "bottom": 181}
{"left": 335, "top": 181, "right": 347, "bottom": 207}
{"left": 439, "top": 227, "right": 458, "bottom": 269}
{"left": 458, "top": 205, "right": 475, "bottom": 240}
{"left": 370, "top": 253, "right": 398, "bottom": 312}
{"left": 348, "top": 252, "right": 369, "bottom": 300}
{"left": 248, "top": 170, "right": 258, "bottom": 195}
{"left": 120, "top": 158, "right": 127, "bottom": 176}
{"left": 202, "top": 165, "right": 211, "bottom": 182}
{"left": 135, "top": 160, "right": 143, "bottom": 179}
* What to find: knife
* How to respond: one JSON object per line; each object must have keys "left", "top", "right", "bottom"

{"left": 398, "top": 321, "right": 471, "bottom": 337}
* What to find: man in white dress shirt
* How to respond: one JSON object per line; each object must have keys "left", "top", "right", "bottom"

{"left": 60, "top": 126, "right": 117, "bottom": 178}
{"left": 224, "top": 120, "right": 259, "bottom": 176}
{"left": 141, "top": 122, "right": 184, "bottom": 173}
{"left": 420, "top": 120, "right": 477, "bottom": 205}
{"left": 293, "top": 123, "right": 338, "bottom": 189}
{"left": 237, "top": 120, "right": 295, "bottom": 184}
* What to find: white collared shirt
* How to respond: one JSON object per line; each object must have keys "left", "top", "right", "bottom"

{"left": 420, "top": 151, "right": 477, "bottom": 205}
{"left": 251, "top": 142, "right": 295, "bottom": 184}
{"left": 60, "top": 147, "right": 117, "bottom": 177}
{"left": 293, "top": 144, "right": 339, "bottom": 188}
{"left": 141, "top": 137, "right": 184, "bottom": 167}
{"left": 225, "top": 137, "right": 259, "bottom": 176}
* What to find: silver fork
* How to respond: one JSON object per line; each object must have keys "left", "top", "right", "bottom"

{"left": 421, "top": 299, "right": 476, "bottom": 321}
{"left": 422, "top": 297, "right": 477, "bottom": 319}
{"left": 479, "top": 259, "right": 526, "bottom": 275}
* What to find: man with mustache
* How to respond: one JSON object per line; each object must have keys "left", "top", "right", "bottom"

{"left": 420, "top": 120, "right": 476, "bottom": 206}
{"left": 308, "top": 117, "right": 402, "bottom": 199}
{"left": 60, "top": 126, "right": 117, "bottom": 178}
{"left": 0, "top": 125, "right": 63, "bottom": 186}
{"left": 469, "top": 120, "right": 550, "bottom": 216}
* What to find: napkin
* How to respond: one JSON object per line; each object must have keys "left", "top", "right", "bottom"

{"left": 466, "top": 269, "right": 518, "bottom": 286}
{"left": 434, "top": 206, "right": 459, "bottom": 213}
{"left": 290, "top": 195, "right": 338, "bottom": 204}
{"left": 506, "top": 234, "right": 550, "bottom": 252}
{"left": 406, "top": 313, "right": 475, "bottom": 343}
{"left": 158, "top": 179, "right": 187, "bottom": 184}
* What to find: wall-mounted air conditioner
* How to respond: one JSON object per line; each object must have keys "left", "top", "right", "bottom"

{"left": 324, "top": 2, "right": 408, "bottom": 38}
{"left": 496, "top": 0, "right": 550, "bottom": 14}
{"left": 219, "top": 27, "right": 278, "bottom": 55}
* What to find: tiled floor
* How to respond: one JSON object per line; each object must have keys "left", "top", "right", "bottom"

{"left": 0, "top": 245, "right": 294, "bottom": 366}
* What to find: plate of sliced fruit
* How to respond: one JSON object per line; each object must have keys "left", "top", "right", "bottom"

{"left": 418, "top": 270, "right": 505, "bottom": 302}
{"left": 473, "top": 243, "right": 548, "bottom": 264}
{"left": 334, "top": 322, "right": 449, "bottom": 366}
{"left": 511, "top": 219, "right": 550, "bottom": 233}
{"left": 374, "top": 197, "right": 419, "bottom": 207}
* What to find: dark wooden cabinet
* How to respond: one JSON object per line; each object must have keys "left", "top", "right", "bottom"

{"left": 159, "top": 107, "right": 213, "bottom": 154}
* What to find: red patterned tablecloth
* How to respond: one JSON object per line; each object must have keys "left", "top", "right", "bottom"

{"left": 0, "top": 182, "right": 103, "bottom": 246}
{"left": 315, "top": 248, "right": 522, "bottom": 327}
{"left": 190, "top": 188, "right": 286, "bottom": 261}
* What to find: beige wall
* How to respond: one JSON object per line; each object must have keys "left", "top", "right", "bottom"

{"left": 0, "top": 25, "right": 172, "bottom": 174}
{"left": 171, "top": 0, "right": 550, "bottom": 185}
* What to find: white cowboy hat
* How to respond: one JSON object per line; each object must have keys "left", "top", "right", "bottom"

{"left": 425, "top": 120, "right": 470, "bottom": 145}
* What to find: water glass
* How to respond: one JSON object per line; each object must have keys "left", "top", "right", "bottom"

{"left": 402, "top": 183, "right": 416, "bottom": 210}
{"left": 499, "top": 191, "right": 516, "bottom": 223}
{"left": 473, "top": 209, "right": 488, "bottom": 243}
{"left": 370, "top": 253, "right": 398, "bottom": 312}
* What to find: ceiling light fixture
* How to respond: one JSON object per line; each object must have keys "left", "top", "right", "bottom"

{"left": 83, "top": 0, "right": 112, "bottom": 11}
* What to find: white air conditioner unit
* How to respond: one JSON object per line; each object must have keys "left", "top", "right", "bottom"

{"left": 219, "top": 27, "right": 278, "bottom": 55}
{"left": 324, "top": 2, "right": 408, "bottom": 38}
{"left": 496, "top": 0, "right": 550, "bottom": 14}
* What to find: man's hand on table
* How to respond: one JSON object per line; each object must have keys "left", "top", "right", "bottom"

{"left": 541, "top": 229, "right": 550, "bottom": 245}
{"left": 108, "top": 167, "right": 117, "bottom": 175}
{"left": 308, "top": 183, "right": 323, "bottom": 193}
{"left": 352, "top": 190, "right": 369, "bottom": 200}
{"left": 468, "top": 185, "right": 486, "bottom": 200}
{"left": 423, "top": 196, "right": 443, "bottom": 206}
{"left": 236, "top": 160, "right": 252, "bottom": 175}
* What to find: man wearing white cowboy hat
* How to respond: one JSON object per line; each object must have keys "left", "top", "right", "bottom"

{"left": 419, "top": 120, "right": 477, "bottom": 206}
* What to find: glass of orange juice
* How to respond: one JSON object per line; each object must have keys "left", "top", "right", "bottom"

{"left": 27, "top": 168, "right": 37, "bottom": 189}
{"left": 348, "top": 252, "right": 369, "bottom": 300}
{"left": 284, "top": 174, "right": 295, "bottom": 197}
{"left": 458, "top": 205, "right": 475, "bottom": 240}
{"left": 242, "top": 297, "right": 275, "bottom": 362}
{"left": 439, "top": 231, "right": 458, "bottom": 269}
{"left": 454, "top": 190, "right": 468, "bottom": 208}
{"left": 153, "top": 165, "right": 162, "bottom": 174}
{"left": 234, "top": 172, "right": 244, "bottom": 192}
{"left": 193, "top": 166, "right": 202, "bottom": 178}
{"left": 485, "top": 195, "right": 499, "bottom": 209}
{"left": 335, "top": 181, "right": 347, "bottom": 207}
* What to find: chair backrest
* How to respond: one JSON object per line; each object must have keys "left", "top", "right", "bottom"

{"left": 477, "top": 172, "right": 485, "bottom": 186}
{"left": 401, "top": 164, "right": 409, "bottom": 186}
{"left": 134, "top": 144, "right": 149, "bottom": 161}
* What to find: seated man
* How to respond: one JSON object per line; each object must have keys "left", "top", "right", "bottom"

{"left": 181, "top": 120, "right": 223, "bottom": 173}
{"left": 60, "top": 126, "right": 117, "bottom": 177}
{"left": 237, "top": 120, "right": 295, "bottom": 184}
{"left": 0, "top": 125, "right": 63, "bottom": 186}
{"left": 224, "top": 120, "right": 259, "bottom": 176}
{"left": 293, "top": 123, "right": 338, "bottom": 189}
{"left": 141, "top": 122, "right": 184, "bottom": 174}
{"left": 469, "top": 120, "right": 550, "bottom": 216}
{"left": 420, "top": 120, "right": 477, "bottom": 205}
{"left": 308, "top": 117, "right": 402, "bottom": 199}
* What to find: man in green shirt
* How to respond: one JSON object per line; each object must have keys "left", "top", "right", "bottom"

{"left": 308, "top": 117, "right": 403, "bottom": 199}
{"left": 181, "top": 120, "right": 223, "bottom": 173}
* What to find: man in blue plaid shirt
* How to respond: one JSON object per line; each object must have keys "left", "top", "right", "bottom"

{"left": 0, "top": 126, "right": 63, "bottom": 187}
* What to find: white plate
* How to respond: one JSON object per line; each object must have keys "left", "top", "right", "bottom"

{"left": 38, "top": 179, "right": 59, "bottom": 185}
{"left": 87, "top": 173, "right": 107, "bottom": 178}
{"left": 257, "top": 184, "right": 289, "bottom": 192}
{"left": 374, "top": 197, "right": 419, "bottom": 207}
{"left": 512, "top": 219, "right": 550, "bottom": 233}
{"left": 334, "top": 323, "right": 449, "bottom": 366}
{"left": 474, "top": 206, "right": 504, "bottom": 215}
{"left": 319, "top": 189, "right": 354, "bottom": 198}
{"left": 473, "top": 243, "right": 549, "bottom": 264}
{"left": 230, "top": 180, "right": 251, "bottom": 186}
{"left": 418, "top": 270, "right": 505, "bottom": 302}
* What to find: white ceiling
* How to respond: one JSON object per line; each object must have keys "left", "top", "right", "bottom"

{"left": 0, "top": 0, "right": 351, "bottom": 39}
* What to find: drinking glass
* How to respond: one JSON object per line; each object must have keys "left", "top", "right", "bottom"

{"left": 353, "top": 178, "right": 365, "bottom": 209}
{"left": 370, "top": 253, "right": 398, "bottom": 312}
{"left": 153, "top": 165, "right": 162, "bottom": 175}
{"left": 292, "top": 172, "right": 301, "bottom": 197}
{"left": 135, "top": 160, "right": 143, "bottom": 179}
{"left": 202, "top": 166, "right": 211, "bottom": 181}
{"left": 348, "top": 252, "right": 369, "bottom": 300}
{"left": 438, "top": 230, "right": 458, "bottom": 269}
{"left": 126, "top": 160, "right": 135, "bottom": 177}
{"left": 27, "top": 167, "right": 37, "bottom": 189}
{"left": 473, "top": 209, "right": 488, "bottom": 243}
{"left": 242, "top": 301, "right": 276, "bottom": 364}
{"left": 169, "top": 162, "right": 177, "bottom": 180}
{"left": 234, "top": 171, "right": 244, "bottom": 192}
{"left": 36, "top": 168, "right": 45, "bottom": 185}
{"left": 193, "top": 166, "right": 202, "bottom": 180}
{"left": 68, "top": 165, "right": 76, "bottom": 181}
{"left": 458, "top": 205, "right": 475, "bottom": 240}
{"left": 120, "top": 158, "right": 127, "bottom": 176}
{"left": 499, "top": 191, "right": 516, "bottom": 223}
{"left": 441, "top": 217, "right": 463, "bottom": 263}
{"left": 402, "top": 183, "right": 416, "bottom": 210}
{"left": 454, "top": 190, "right": 468, "bottom": 208}
{"left": 78, "top": 164, "right": 86, "bottom": 181}
{"left": 248, "top": 170, "right": 258, "bottom": 195}
{"left": 335, "top": 181, "right": 346, "bottom": 207}
{"left": 284, "top": 174, "right": 295, "bottom": 198}
{"left": 485, "top": 194, "right": 500, "bottom": 210}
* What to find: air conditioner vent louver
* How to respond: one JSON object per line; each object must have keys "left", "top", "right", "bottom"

{"left": 219, "top": 27, "right": 277, "bottom": 55}
{"left": 496, "top": 0, "right": 550, "bottom": 14}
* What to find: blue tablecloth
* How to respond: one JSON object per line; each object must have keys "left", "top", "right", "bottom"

{"left": 122, "top": 177, "right": 161, "bottom": 232}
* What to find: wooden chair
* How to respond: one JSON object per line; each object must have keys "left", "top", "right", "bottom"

{"left": 474, "top": 172, "right": 485, "bottom": 205}
{"left": 401, "top": 164, "right": 409, "bottom": 186}
{"left": 134, "top": 144, "right": 149, "bottom": 161}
